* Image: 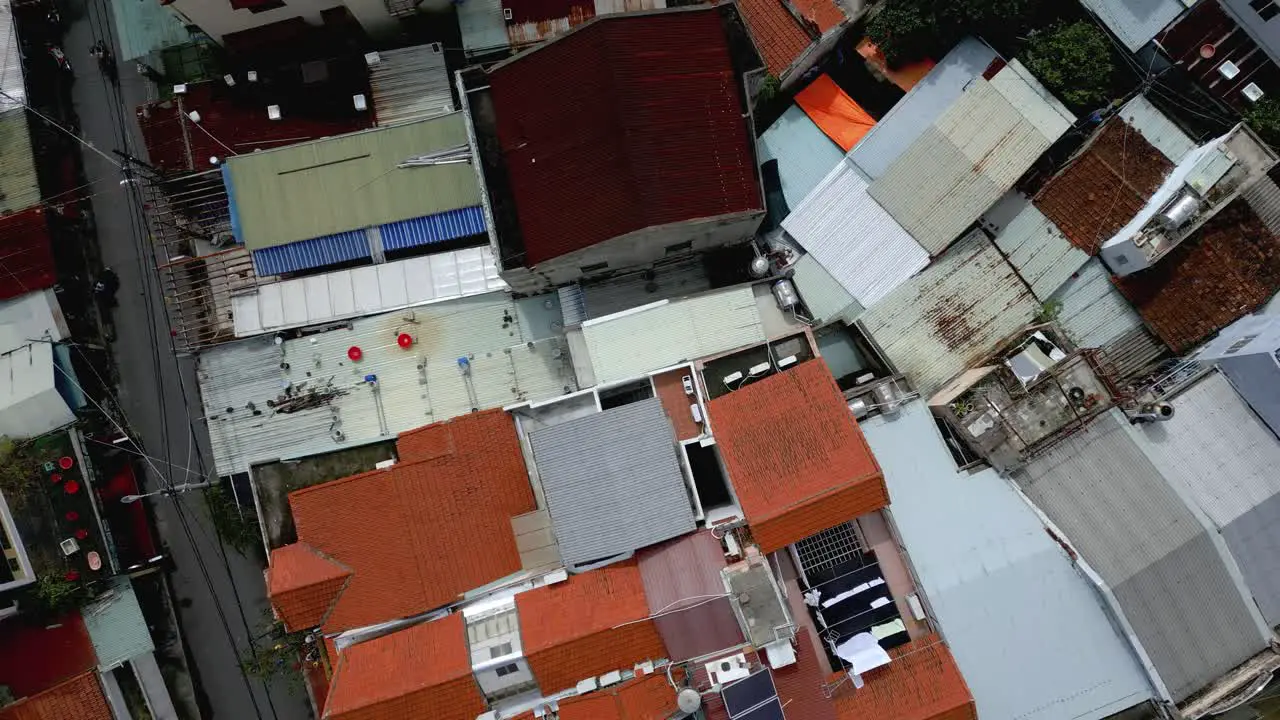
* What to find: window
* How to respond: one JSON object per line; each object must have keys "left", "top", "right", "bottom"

{"left": 230, "top": 0, "right": 287, "bottom": 12}
{"left": 494, "top": 663, "right": 520, "bottom": 677}
{"left": 580, "top": 261, "right": 609, "bottom": 274}
{"left": 489, "top": 642, "right": 512, "bottom": 659}
{"left": 665, "top": 240, "right": 693, "bottom": 255}
{"left": 1251, "top": 0, "right": 1280, "bottom": 20}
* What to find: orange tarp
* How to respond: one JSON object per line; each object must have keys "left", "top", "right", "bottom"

{"left": 794, "top": 74, "right": 877, "bottom": 152}
{"left": 858, "top": 37, "right": 936, "bottom": 92}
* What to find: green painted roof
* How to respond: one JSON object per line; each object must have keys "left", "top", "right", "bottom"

{"left": 227, "top": 113, "right": 481, "bottom": 250}
{"left": 0, "top": 110, "right": 42, "bottom": 215}
{"left": 82, "top": 577, "right": 155, "bottom": 669}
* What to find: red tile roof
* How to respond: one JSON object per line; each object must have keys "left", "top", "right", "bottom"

{"left": 1034, "top": 119, "right": 1173, "bottom": 254}
{"left": 707, "top": 360, "right": 888, "bottom": 553}
{"left": 267, "top": 543, "right": 352, "bottom": 631}
{"left": 516, "top": 562, "right": 667, "bottom": 693}
{"left": 0, "top": 208, "right": 56, "bottom": 302}
{"left": 0, "top": 672, "right": 112, "bottom": 720}
{"left": 1116, "top": 198, "right": 1280, "bottom": 352}
{"left": 275, "top": 410, "right": 535, "bottom": 633}
{"left": 137, "top": 81, "right": 370, "bottom": 174}
{"left": 487, "top": 8, "right": 761, "bottom": 266}
{"left": 0, "top": 613, "right": 97, "bottom": 698}
{"left": 322, "top": 613, "right": 484, "bottom": 720}
{"left": 737, "top": 0, "right": 843, "bottom": 77}
{"left": 557, "top": 672, "right": 680, "bottom": 720}
{"left": 831, "top": 634, "right": 975, "bottom": 720}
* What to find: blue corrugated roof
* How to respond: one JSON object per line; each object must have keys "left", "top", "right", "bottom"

{"left": 757, "top": 106, "right": 844, "bottom": 210}
{"left": 379, "top": 206, "right": 485, "bottom": 251}
{"left": 223, "top": 163, "right": 244, "bottom": 244}
{"left": 251, "top": 229, "right": 372, "bottom": 276}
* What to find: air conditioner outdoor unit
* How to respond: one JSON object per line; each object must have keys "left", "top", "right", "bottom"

{"left": 705, "top": 654, "right": 750, "bottom": 686}
{"left": 1244, "top": 82, "right": 1266, "bottom": 103}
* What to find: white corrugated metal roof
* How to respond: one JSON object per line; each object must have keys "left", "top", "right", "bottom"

{"left": 1050, "top": 258, "right": 1145, "bottom": 349}
{"left": 231, "top": 247, "right": 505, "bottom": 337}
{"left": 200, "top": 291, "right": 577, "bottom": 475}
{"left": 0, "top": 4, "right": 25, "bottom": 113}
{"left": 858, "top": 230, "right": 1038, "bottom": 395}
{"left": 869, "top": 71, "right": 1072, "bottom": 255}
{"left": 789, "top": 254, "right": 862, "bottom": 325}
{"left": 0, "top": 289, "right": 68, "bottom": 344}
{"left": 0, "top": 342, "right": 72, "bottom": 439}
{"left": 981, "top": 192, "right": 1087, "bottom": 301}
{"left": 1121, "top": 95, "right": 1195, "bottom": 163}
{"left": 1079, "top": 0, "right": 1186, "bottom": 52}
{"left": 758, "top": 105, "right": 845, "bottom": 210}
{"left": 864, "top": 402, "right": 1156, "bottom": 720}
{"left": 369, "top": 45, "right": 455, "bottom": 127}
{"left": 580, "top": 285, "right": 765, "bottom": 385}
{"left": 850, "top": 38, "right": 999, "bottom": 180}
{"left": 781, "top": 160, "right": 929, "bottom": 307}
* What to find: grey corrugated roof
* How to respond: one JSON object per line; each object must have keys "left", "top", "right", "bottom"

{"left": 529, "top": 397, "right": 696, "bottom": 570}
{"left": 458, "top": 0, "right": 511, "bottom": 56}
{"left": 1016, "top": 411, "right": 1269, "bottom": 701}
{"left": 1129, "top": 371, "right": 1280, "bottom": 627}
{"left": 1080, "top": 0, "right": 1186, "bottom": 52}
{"left": 851, "top": 38, "right": 998, "bottom": 180}
{"left": 82, "top": 577, "right": 155, "bottom": 670}
{"left": 981, "top": 191, "right": 1088, "bottom": 301}
{"left": 369, "top": 45, "right": 455, "bottom": 127}
{"left": 0, "top": 4, "right": 24, "bottom": 113}
{"left": 789, "top": 254, "right": 862, "bottom": 326}
{"left": 863, "top": 402, "right": 1155, "bottom": 719}
{"left": 1050, "top": 258, "right": 1146, "bottom": 349}
{"left": 1120, "top": 95, "right": 1195, "bottom": 163}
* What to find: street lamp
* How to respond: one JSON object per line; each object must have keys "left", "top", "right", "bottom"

{"left": 121, "top": 481, "right": 213, "bottom": 504}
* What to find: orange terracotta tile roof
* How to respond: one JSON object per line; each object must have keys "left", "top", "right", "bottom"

{"left": 267, "top": 544, "right": 352, "bottom": 631}
{"left": 0, "top": 672, "right": 112, "bottom": 720}
{"left": 279, "top": 409, "right": 535, "bottom": 633}
{"left": 708, "top": 360, "right": 888, "bottom": 552}
{"left": 516, "top": 563, "right": 668, "bottom": 693}
{"left": 557, "top": 672, "right": 679, "bottom": 720}
{"left": 323, "top": 613, "right": 484, "bottom": 720}
{"left": 736, "top": 0, "right": 812, "bottom": 77}
{"left": 831, "top": 634, "right": 975, "bottom": 720}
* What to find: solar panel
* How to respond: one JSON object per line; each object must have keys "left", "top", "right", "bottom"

{"left": 739, "top": 699, "right": 786, "bottom": 720}
{"left": 722, "top": 669, "right": 779, "bottom": 718}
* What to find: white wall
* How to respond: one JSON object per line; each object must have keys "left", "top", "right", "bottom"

{"left": 167, "top": 0, "right": 397, "bottom": 42}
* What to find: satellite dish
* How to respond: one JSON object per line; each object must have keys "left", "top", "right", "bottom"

{"left": 677, "top": 688, "right": 702, "bottom": 713}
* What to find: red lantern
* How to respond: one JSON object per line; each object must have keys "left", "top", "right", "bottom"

{"left": 65, "top": 511, "right": 79, "bottom": 521}
{"left": 397, "top": 333, "right": 413, "bottom": 349}
{"left": 50, "top": 473, "right": 62, "bottom": 484}
{"left": 58, "top": 456, "right": 73, "bottom": 470}
{"left": 64, "top": 570, "right": 79, "bottom": 582}
{"left": 64, "top": 480, "right": 80, "bottom": 494}
{"left": 347, "top": 346, "right": 363, "bottom": 362}
{"left": 74, "top": 528, "right": 88, "bottom": 540}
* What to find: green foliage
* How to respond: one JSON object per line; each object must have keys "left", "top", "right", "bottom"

{"left": 24, "top": 573, "right": 95, "bottom": 618}
{"left": 203, "top": 484, "right": 263, "bottom": 559}
{"left": 867, "top": 0, "right": 1036, "bottom": 67}
{"left": 1037, "top": 298, "right": 1064, "bottom": 323}
{"left": 240, "top": 618, "right": 317, "bottom": 693}
{"left": 757, "top": 74, "right": 781, "bottom": 104}
{"left": 0, "top": 438, "right": 34, "bottom": 509}
{"left": 1244, "top": 97, "right": 1280, "bottom": 150}
{"left": 1023, "top": 21, "right": 1116, "bottom": 108}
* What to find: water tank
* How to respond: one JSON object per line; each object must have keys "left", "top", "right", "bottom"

{"left": 772, "top": 279, "right": 799, "bottom": 311}
{"left": 1156, "top": 189, "right": 1201, "bottom": 231}
{"left": 677, "top": 688, "right": 702, "bottom": 714}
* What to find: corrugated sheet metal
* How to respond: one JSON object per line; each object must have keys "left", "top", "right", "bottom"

{"left": 863, "top": 403, "right": 1155, "bottom": 720}
{"left": 636, "top": 532, "right": 742, "bottom": 662}
{"left": 981, "top": 192, "right": 1087, "bottom": 301}
{"left": 0, "top": 112, "right": 42, "bottom": 214}
{"left": 528, "top": 398, "right": 696, "bottom": 570}
{"left": 458, "top": 0, "right": 511, "bottom": 56}
{"left": 558, "top": 284, "right": 587, "bottom": 326}
{"left": 1100, "top": 325, "right": 1168, "bottom": 380}
{"left": 1121, "top": 94, "right": 1195, "bottom": 163}
{"left": 369, "top": 45, "right": 455, "bottom": 127}
{"left": 110, "top": 0, "right": 190, "bottom": 61}
{"left": 1016, "top": 412, "right": 1269, "bottom": 701}
{"left": 1127, "top": 371, "right": 1280, "bottom": 626}
{"left": 580, "top": 285, "right": 765, "bottom": 384}
{"left": 82, "top": 577, "right": 155, "bottom": 670}
{"left": 858, "top": 230, "right": 1038, "bottom": 396}
{"left": 1050, "top": 258, "right": 1145, "bottom": 349}
{"left": 0, "top": 5, "right": 24, "bottom": 113}
{"left": 757, "top": 105, "right": 845, "bottom": 210}
{"left": 250, "top": 229, "right": 372, "bottom": 277}
{"left": 780, "top": 160, "right": 929, "bottom": 307}
{"left": 200, "top": 292, "right": 577, "bottom": 475}
{"left": 869, "top": 77, "right": 1061, "bottom": 255}
{"left": 789, "top": 254, "right": 862, "bottom": 325}
{"left": 0, "top": 288, "right": 68, "bottom": 342}
{"left": 580, "top": 258, "right": 710, "bottom": 320}
{"left": 1242, "top": 175, "right": 1280, "bottom": 236}
{"left": 1219, "top": 355, "right": 1280, "bottom": 442}
{"left": 379, "top": 207, "right": 486, "bottom": 251}
{"left": 1080, "top": 0, "right": 1193, "bottom": 52}
{"left": 232, "top": 247, "right": 505, "bottom": 337}
{"left": 226, "top": 115, "right": 479, "bottom": 249}
{"left": 850, "top": 38, "right": 998, "bottom": 180}
{"left": 988, "top": 60, "right": 1075, "bottom": 141}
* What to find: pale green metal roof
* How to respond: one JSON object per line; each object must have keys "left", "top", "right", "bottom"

{"left": 0, "top": 111, "right": 42, "bottom": 215}
{"left": 82, "top": 577, "right": 155, "bottom": 670}
{"left": 226, "top": 113, "right": 481, "bottom": 250}
{"left": 110, "top": 0, "right": 191, "bottom": 61}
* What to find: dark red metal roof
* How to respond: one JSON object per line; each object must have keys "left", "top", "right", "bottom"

{"left": 487, "top": 9, "right": 762, "bottom": 266}
{"left": 0, "top": 207, "right": 55, "bottom": 301}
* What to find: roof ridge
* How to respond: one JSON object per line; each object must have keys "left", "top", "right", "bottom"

{"left": 287, "top": 453, "right": 462, "bottom": 499}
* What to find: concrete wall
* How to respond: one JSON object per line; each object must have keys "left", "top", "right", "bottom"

{"left": 498, "top": 211, "right": 765, "bottom": 294}
{"left": 167, "top": 0, "right": 398, "bottom": 42}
